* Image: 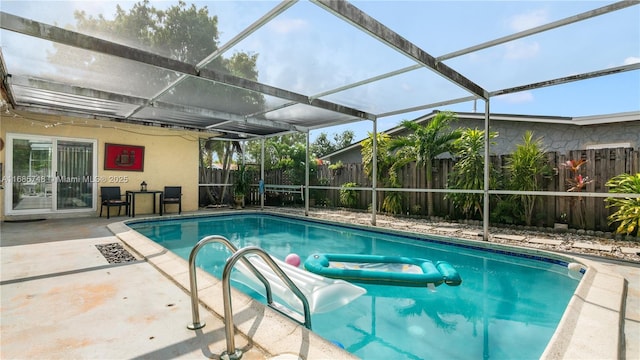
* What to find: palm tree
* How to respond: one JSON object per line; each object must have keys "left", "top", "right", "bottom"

{"left": 390, "top": 111, "right": 462, "bottom": 216}
{"left": 361, "top": 132, "right": 393, "bottom": 184}
{"left": 361, "top": 132, "right": 397, "bottom": 211}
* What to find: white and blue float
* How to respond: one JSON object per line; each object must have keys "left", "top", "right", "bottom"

{"left": 233, "top": 252, "right": 461, "bottom": 315}
{"left": 233, "top": 254, "right": 366, "bottom": 314}
{"left": 303, "top": 253, "right": 462, "bottom": 288}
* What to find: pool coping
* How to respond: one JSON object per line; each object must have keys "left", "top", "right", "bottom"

{"left": 109, "top": 210, "right": 626, "bottom": 359}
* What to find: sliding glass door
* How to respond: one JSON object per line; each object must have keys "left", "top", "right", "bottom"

{"left": 6, "top": 134, "right": 97, "bottom": 215}
{"left": 56, "top": 140, "right": 95, "bottom": 210}
{"left": 9, "top": 137, "right": 53, "bottom": 212}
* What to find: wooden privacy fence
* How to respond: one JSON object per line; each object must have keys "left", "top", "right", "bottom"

{"left": 203, "top": 147, "right": 638, "bottom": 231}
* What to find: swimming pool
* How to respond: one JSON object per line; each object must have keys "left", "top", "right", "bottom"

{"left": 128, "top": 212, "right": 582, "bottom": 360}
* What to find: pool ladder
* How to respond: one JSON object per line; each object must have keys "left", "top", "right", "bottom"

{"left": 186, "top": 235, "right": 312, "bottom": 360}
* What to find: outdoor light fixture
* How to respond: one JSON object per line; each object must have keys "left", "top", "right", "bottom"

{"left": 140, "top": 181, "right": 147, "bottom": 192}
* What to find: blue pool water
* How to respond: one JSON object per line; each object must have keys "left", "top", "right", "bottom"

{"left": 128, "top": 213, "right": 581, "bottom": 359}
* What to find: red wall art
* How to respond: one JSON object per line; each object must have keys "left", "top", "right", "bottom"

{"left": 104, "top": 143, "right": 145, "bottom": 171}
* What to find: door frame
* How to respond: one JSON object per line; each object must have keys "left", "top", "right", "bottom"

{"left": 5, "top": 133, "right": 98, "bottom": 216}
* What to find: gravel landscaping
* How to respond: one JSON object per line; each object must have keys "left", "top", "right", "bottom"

{"left": 271, "top": 207, "right": 640, "bottom": 264}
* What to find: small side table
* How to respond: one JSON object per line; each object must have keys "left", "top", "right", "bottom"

{"left": 126, "top": 190, "right": 163, "bottom": 217}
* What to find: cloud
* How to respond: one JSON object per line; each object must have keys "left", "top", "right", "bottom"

{"left": 501, "top": 9, "right": 547, "bottom": 61}
{"left": 508, "top": 9, "right": 549, "bottom": 32}
{"left": 268, "top": 18, "right": 309, "bottom": 34}
{"left": 623, "top": 57, "right": 640, "bottom": 65}
{"left": 504, "top": 41, "right": 540, "bottom": 60}
{"left": 495, "top": 91, "right": 534, "bottom": 104}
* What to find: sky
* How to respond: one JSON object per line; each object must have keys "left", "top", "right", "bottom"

{"left": 1, "top": 0, "right": 639, "bottom": 143}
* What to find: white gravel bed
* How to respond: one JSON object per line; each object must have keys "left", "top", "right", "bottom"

{"left": 271, "top": 207, "right": 640, "bottom": 264}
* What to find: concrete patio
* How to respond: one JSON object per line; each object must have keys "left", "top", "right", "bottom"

{"left": 0, "top": 214, "right": 353, "bottom": 360}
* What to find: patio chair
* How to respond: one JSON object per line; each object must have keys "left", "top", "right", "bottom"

{"left": 100, "top": 186, "right": 130, "bottom": 219}
{"left": 161, "top": 186, "right": 182, "bottom": 215}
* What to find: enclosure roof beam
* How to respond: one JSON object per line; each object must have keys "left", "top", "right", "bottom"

{"left": 0, "top": 49, "right": 17, "bottom": 107}
{"left": 377, "top": 95, "right": 479, "bottom": 118}
{"left": 196, "top": 0, "right": 297, "bottom": 71}
{"left": 0, "top": 12, "right": 374, "bottom": 122}
{"left": 204, "top": 115, "right": 308, "bottom": 133}
{"left": 312, "top": 0, "right": 488, "bottom": 100}
{"left": 156, "top": 102, "right": 307, "bottom": 132}
{"left": 490, "top": 63, "right": 640, "bottom": 97}
{"left": 246, "top": 64, "right": 418, "bottom": 118}
{"left": 438, "top": 0, "right": 638, "bottom": 62}
{"left": 306, "top": 114, "right": 371, "bottom": 131}
{"left": 311, "top": 64, "right": 422, "bottom": 101}
{"left": 206, "top": 129, "right": 265, "bottom": 140}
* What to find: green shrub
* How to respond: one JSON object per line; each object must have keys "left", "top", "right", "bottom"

{"left": 381, "top": 188, "right": 405, "bottom": 215}
{"left": 339, "top": 182, "right": 358, "bottom": 208}
{"left": 328, "top": 160, "right": 344, "bottom": 171}
{"left": 605, "top": 173, "right": 640, "bottom": 236}
{"left": 491, "top": 197, "right": 523, "bottom": 225}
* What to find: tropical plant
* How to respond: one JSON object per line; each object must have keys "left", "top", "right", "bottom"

{"left": 361, "top": 132, "right": 394, "bottom": 183}
{"left": 311, "top": 177, "right": 331, "bottom": 206}
{"left": 447, "top": 128, "right": 499, "bottom": 220}
{"left": 605, "top": 173, "right": 640, "bottom": 236}
{"left": 378, "top": 165, "right": 404, "bottom": 214}
{"left": 561, "top": 158, "right": 594, "bottom": 228}
{"left": 390, "top": 111, "right": 462, "bottom": 216}
{"left": 361, "top": 132, "right": 400, "bottom": 211}
{"left": 328, "top": 160, "right": 344, "bottom": 171}
{"left": 562, "top": 159, "right": 593, "bottom": 192}
{"left": 339, "top": 182, "right": 359, "bottom": 208}
{"left": 245, "top": 133, "right": 317, "bottom": 185}
{"left": 233, "top": 163, "right": 249, "bottom": 196}
{"left": 490, "top": 197, "right": 523, "bottom": 225}
{"left": 505, "top": 131, "right": 550, "bottom": 226}
{"left": 200, "top": 139, "right": 242, "bottom": 204}
{"left": 557, "top": 212, "right": 568, "bottom": 224}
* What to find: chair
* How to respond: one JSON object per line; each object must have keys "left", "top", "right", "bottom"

{"left": 100, "top": 186, "right": 129, "bottom": 219}
{"left": 161, "top": 186, "right": 182, "bottom": 215}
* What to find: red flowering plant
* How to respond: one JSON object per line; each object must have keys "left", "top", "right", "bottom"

{"left": 563, "top": 159, "right": 593, "bottom": 192}
{"left": 561, "top": 158, "right": 593, "bottom": 228}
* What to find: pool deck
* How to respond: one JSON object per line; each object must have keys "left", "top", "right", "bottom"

{"left": 1, "top": 208, "right": 639, "bottom": 359}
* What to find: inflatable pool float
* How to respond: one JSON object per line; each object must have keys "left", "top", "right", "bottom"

{"left": 304, "top": 253, "right": 462, "bottom": 287}
{"left": 233, "top": 254, "right": 366, "bottom": 314}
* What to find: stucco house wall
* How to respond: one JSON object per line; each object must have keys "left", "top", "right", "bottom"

{"left": 456, "top": 118, "right": 640, "bottom": 155}
{"left": 323, "top": 111, "right": 640, "bottom": 164}
{"left": 0, "top": 111, "right": 202, "bottom": 221}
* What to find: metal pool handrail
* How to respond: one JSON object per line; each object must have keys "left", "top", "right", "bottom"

{"left": 221, "top": 246, "right": 312, "bottom": 360}
{"left": 187, "top": 235, "right": 272, "bottom": 330}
